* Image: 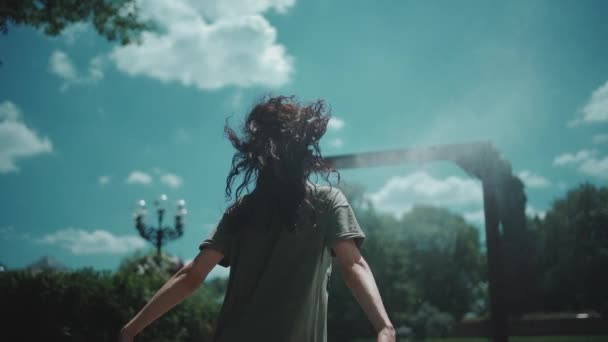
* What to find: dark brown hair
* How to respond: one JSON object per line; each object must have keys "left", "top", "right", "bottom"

{"left": 224, "top": 95, "right": 339, "bottom": 230}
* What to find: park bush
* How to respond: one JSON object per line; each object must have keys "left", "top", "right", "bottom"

{"left": 408, "top": 302, "right": 455, "bottom": 340}
{"left": 0, "top": 264, "right": 221, "bottom": 341}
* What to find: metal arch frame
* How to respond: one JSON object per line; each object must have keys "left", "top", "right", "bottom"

{"left": 325, "top": 140, "right": 516, "bottom": 342}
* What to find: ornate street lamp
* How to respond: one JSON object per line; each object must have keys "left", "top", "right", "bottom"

{"left": 134, "top": 194, "right": 187, "bottom": 262}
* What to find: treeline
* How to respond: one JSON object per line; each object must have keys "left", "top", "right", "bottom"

{"left": 529, "top": 183, "right": 608, "bottom": 314}
{"left": 328, "top": 185, "right": 486, "bottom": 340}
{"left": 0, "top": 252, "right": 224, "bottom": 341}
{"left": 327, "top": 182, "right": 608, "bottom": 340}
{"left": 1, "top": 183, "right": 606, "bottom": 341}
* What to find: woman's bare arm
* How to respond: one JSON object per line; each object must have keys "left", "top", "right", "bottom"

{"left": 119, "top": 248, "right": 224, "bottom": 339}
{"left": 333, "top": 239, "right": 395, "bottom": 342}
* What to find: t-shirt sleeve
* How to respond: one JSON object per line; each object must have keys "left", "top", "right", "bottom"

{"left": 198, "top": 213, "right": 235, "bottom": 268}
{"left": 323, "top": 187, "right": 365, "bottom": 255}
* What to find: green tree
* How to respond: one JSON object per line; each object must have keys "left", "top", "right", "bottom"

{"left": 117, "top": 249, "right": 184, "bottom": 279}
{"left": 327, "top": 184, "right": 485, "bottom": 340}
{"left": 535, "top": 183, "right": 608, "bottom": 314}
{"left": 0, "top": 253, "right": 221, "bottom": 341}
{"left": 398, "top": 206, "right": 484, "bottom": 320}
{"left": 0, "top": 0, "right": 147, "bottom": 44}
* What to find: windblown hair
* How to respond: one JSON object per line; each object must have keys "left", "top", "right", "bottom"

{"left": 224, "top": 95, "right": 339, "bottom": 231}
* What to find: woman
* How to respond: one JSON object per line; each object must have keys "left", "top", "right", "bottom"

{"left": 119, "top": 96, "right": 395, "bottom": 342}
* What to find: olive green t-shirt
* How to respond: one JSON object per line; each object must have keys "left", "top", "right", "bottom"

{"left": 198, "top": 185, "right": 365, "bottom": 342}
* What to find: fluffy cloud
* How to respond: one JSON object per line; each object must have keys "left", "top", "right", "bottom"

{"left": 328, "top": 138, "right": 344, "bottom": 148}
{"left": 175, "top": 128, "right": 191, "bottom": 144}
{"left": 127, "top": 169, "right": 184, "bottom": 187}
{"left": 553, "top": 149, "right": 597, "bottom": 166}
{"left": 463, "top": 204, "right": 546, "bottom": 225}
{"left": 110, "top": 0, "right": 294, "bottom": 90}
{"left": 49, "top": 50, "right": 78, "bottom": 81}
{"left": 189, "top": 0, "right": 295, "bottom": 19}
{"left": 553, "top": 149, "right": 608, "bottom": 180}
{"left": 0, "top": 226, "right": 31, "bottom": 240}
{"left": 328, "top": 117, "right": 345, "bottom": 131}
{"left": 39, "top": 228, "right": 146, "bottom": 255}
{"left": 60, "top": 22, "right": 89, "bottom": 44}
{"left": 160, "top": 173, "right": 183, "bottom": 188}
{"left": 463, "top": 209, "right": 485, "bottom": 225}
{"left": 526, "top": 205, "right": 546, "bottom": 219}
{"left": 579, "top": 80, "right": 608, "bottom": 124}
{"left": 517, "top": 170, "right": 551, "bottom": 188}
{"left": 98, "top": 175, "right": 111, "bottom": 185}
{"left": 578, "top": 156, "right": 608, "bottom": 179}
{"left": 593, "top": 134, "right": 608, "bottom": 144}
{"left": 0, "top": 101, "right": 53, "bottom": 173}
{"left": 366, "top": 171, "right": 482, "bottom": 217}
{"left": 49, "top": 50, "right": 104, "bottom": 90}
{"left": 127, "top": 170, "right": 153, "bottom": 185}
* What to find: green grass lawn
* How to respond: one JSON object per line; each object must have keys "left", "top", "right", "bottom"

{"left": 428, "top": 337, "right": 608, "bottom": 342}
{"left": 354, "top": 337, "right": 608, "bottom": 342}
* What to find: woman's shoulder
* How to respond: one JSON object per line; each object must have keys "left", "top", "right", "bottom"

{"left": 307, "top": 183, "right": 346, "bottom": 207}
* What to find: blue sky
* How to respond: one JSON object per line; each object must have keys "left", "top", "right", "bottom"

{"left": 1, "top": 0, "right": 607, "bottom": 275}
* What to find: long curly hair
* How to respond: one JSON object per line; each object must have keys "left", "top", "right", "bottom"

{"left": 224, "top": 95, "right": 339, "bottom": 231}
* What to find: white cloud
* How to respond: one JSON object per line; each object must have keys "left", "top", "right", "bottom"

{"left": 127, "top": 170, "right": 153, "bottom": 185}
{"left": 463, "top": 209, "right": 485, "bottom": 225}
{"left": 578, "top": 156, "right": 608, "bottom": 179}
{"left": 39, "top": 228, "right": 146, "bottom": 255}
{"left": 326, "top": 117, "right": 345, "bottom": 149}
{"left": 88, "top": 55, "right": 105, "bottom": 82}
{"left": 0, "top": 101, "right": 53, "bottom": 173}
{"left": 328, "top": 117, "right": 345, "bottom": 131}
{"left": 189, "top": 0, "right": 295, "bottom": 19}
{"left": 517, "top": 170, "right": 551, "bottom": 188}
{"left": 553, "top": 149, "right": 597, "bottom": 166}
{"left": 0, "top": 226, "right": 15, "bottom": 240}
{"left": 175, "top": 128, "right": 191, "bottom": 143}
{"left": 110, "top": 0, "right": 294, "bottom": 90}
{"left": 61, "top": 22, "right": 89, "bottom": 44}
{"left": 208, "top": 264, "right": 231, "bottom": 278}
{"left": 526, "top": 205, "right": 546, "bottom": 219}
{"left": 328, "top": 138, "right": 344, "bottom": 148}
{"left": 366, "top": 171, "right": 482, "bottom": 217}
{"left": 161, "top": 173, "right": 183, "bottom": 188}
{"left": 553, "top": 149, "right": 608, "bottom": 180}
{"left": 464, "top": 204, "right": 546, "bottom": 225}
{"left": 593, "top": 134, "right": 608, "bottom": 144}
{"left": 0, "top": 101, "right": 19, "bottom": 121}
{"left": 98, "top": 175, "right": 110, "bottom": 185}
{"left": 579, "top": 80, "right": 608, "bottom": 124}
{"left": 0, "top": 225, "right": 31, "bottom": 240}
{"left": 49, "top": 50, "right": 78, "bottom": 82}
{"left": 49, "top": 50, "right": 105, "bottom": 90}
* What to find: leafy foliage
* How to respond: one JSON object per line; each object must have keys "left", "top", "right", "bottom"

{"left": 117, "top": 250, "right": 184, "bottom": 278}
{"left": 532, "top": 183, "right": 608, "bottom": 314}
{"left": 328, "top": 185, "right": 485, "bottom": 341}
{"left": 0, "top": 253, "right": 221, "bottom": 342}
{"left": 328, "top": 182, "right": 608, "bottom": 340}
{"left": 409, "top": 302, "right": 454, "bottom": 339}
{"left": 2, "top": 183, "right": 606, "bottom": 341}
{"left": 0, "top": 0, "right": 148, "bottom": 45}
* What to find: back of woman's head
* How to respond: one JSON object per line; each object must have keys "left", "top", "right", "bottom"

{"left": 224, "top": 95, "right": 339, "bottom": 230}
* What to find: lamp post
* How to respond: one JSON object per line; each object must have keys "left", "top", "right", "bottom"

{"left": 134, "top": 194, "right": 187, "bottom": 263}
